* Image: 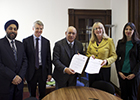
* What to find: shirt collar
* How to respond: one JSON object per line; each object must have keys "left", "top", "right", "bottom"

{"left": 66, "top": 39, "right": 74, "bottom": 45}
{"left": 6, "top": 35, "right": 15, "bottom": 43}
{"left": 33, "top": 34, "right": 41, "bottom": 40}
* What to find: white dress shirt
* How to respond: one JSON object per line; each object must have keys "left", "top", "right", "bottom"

{"left": 33, "top": 35, "right": 42, "bottom": 66}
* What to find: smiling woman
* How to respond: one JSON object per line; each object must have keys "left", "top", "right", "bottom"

{"left": 115, "top": 22, "right": 140, "bottom": 100}
{"left": 124, "top": 26, "right": 134, "bottom": 41}
{"left": 86, "top": 22, "right": 117, "bottom": 87}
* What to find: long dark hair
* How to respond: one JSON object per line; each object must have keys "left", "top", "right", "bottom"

{"left": 121, "top": 22, "right": 139, "bottom": 43}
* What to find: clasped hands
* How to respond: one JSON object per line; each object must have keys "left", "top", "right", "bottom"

{"left": 91, "top": 55, "right": 107, "bottom": 67}
{"left": 12, "top": 75, "right": 22, "bottom": 85}
{"left": 119, "top": 72, "right": 135, "bottom": 80}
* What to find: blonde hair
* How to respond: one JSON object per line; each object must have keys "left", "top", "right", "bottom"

{"left": 90, "top": 22, "right": 109, "bottom": 43}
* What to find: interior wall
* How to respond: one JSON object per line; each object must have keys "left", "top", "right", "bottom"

{"left": 110, "top": 0, "right": 128, "bottom": 87}
{"left": 0, "top": 0, "right": 111, "bottom": 48}
{"left": 0, "top": 0, "right": 128, "bottom": 87}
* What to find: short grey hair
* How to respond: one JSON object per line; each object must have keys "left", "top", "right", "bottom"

{"left": 33, "top": 20, "right": 44, "bottom": 28}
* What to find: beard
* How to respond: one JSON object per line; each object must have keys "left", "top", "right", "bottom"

{"left": 7, "top": 32, "right": 17, "bottom": 40}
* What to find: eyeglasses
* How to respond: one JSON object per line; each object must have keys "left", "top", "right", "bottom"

{"left": 94, "top": 27, "right": 102, "bottom": 30}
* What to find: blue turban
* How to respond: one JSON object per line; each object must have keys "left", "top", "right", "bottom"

{"left": 4, "top": 20, "right": 19, "bottom": 31}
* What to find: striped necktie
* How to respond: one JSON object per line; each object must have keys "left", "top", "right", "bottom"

{"left": 11, "top": 40, "right": 17, "bottom": 61}
{"left": 69, "top": 43, "right": 73, "bottom": 48}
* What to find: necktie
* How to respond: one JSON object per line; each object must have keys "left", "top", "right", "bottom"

{"left": 35, "top": 38, "right": 39, "bottom": 69}
{"left": 11, "top": 40, "right": 17, "bottom": 61}
{"left": 69, "top": 43, "right": 73, "bottom": 48}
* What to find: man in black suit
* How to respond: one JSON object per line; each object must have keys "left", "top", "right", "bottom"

{"left": 0, "top": 20, "right": 27, "bottom": 100}
{"left": 23, "top": 20, "right": 52, "bottom": 100}
{"left": 53, "top": 26, "right": 83, "bottom": 89}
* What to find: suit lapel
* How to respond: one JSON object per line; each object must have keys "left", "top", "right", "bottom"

{"left": 3, "top": 37, "right": 16, "bottom": 62}
{"left": 29, "top": 36, "right": 35, "bottom": 57}
{"left": 74, "top": 40, "right": 78, "bottom": 54}
{"left": 41, "top": 36, "right": 44, "bottom": 63}
{"left": 63, "top": 39, "right": 71, "bottom": 58}
{"left": 98, "top": 39, "right": 108, "bottom": 48}
{"left": 91, "top": 41, "right": 98, "bottom": 49}
{"left": 15, "top": 41, "right": 20, "bottom": 62}
{"left": 91, "top": 39, "right": 108, "bottom": 49}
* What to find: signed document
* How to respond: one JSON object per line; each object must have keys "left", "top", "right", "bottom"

{"left": 69, "top": 54, "right": 88, "bottom": 74}
{"left": 85, "top": 57, "right": 103, "bottom": 74}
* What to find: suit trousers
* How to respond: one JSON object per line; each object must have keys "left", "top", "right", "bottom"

{"left": 9, "top": 85, "right": 23, "bottom": 100}
{"left": 88, "top": 67, "right": 111, "bottom": 87}
{"left": 56, "top": 74, "right": 77, "bottom": 89}
{"left": 27, "top": 67, "right": 46, "bottom": 100}
{"left": 0, "top": 85, "right": 23, "bottom": 100}
{"left": 119, "top": 73, "right": 140, "bottom": 100}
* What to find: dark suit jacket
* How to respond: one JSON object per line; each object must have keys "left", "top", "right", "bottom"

{"left": 52, "top": 38, "right": 83, "bottom": 85}
{"left": 0, "top": 37, "right": 27, "bottom": 93}
{"left": 23, "top": 35, "right": 52, "bottom": 81}
{"left": 115, "top": 40, "right": 140, "bottom": 76}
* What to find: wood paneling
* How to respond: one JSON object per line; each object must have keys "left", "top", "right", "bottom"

{"left": 68, "top": 9, "right": 112, "bottom": 53}
{"left": 128, "top": 0, "right": 140, "bottom": 34}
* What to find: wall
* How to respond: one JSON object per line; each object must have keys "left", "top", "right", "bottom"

{"left": 110, "top": 0, "right": 128, "bottom": 87}
{"left": 0, "top": 0, "right": 128, "bottom": 87}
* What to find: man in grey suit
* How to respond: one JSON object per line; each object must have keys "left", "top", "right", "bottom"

{"left": 53, "top": 26, "right": 83, "bottom": 89}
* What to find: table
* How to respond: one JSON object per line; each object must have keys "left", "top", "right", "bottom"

{"left": 45, "top": 86, "right": 55, "bottom": 94}
{"left": 42, "top": 86, "right": 122, "bottom": 100}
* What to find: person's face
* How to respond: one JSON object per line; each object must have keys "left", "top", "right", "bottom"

{"left": 6, "top": 24, "right": 17, "bottom": 40}
{"left": 125, "top": 25, "right": 134, "bottom": 39}
{"left": 65, "top": 27, "right": 77, "bottom": 42}
{"left": 33, "top": 24, "right": 43, "bottom": 37}
{"left": 93, "top": 24, "right": 103, "bottom": 37}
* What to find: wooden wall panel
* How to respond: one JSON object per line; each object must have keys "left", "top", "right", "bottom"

{"left": 128, "top": 0, "right": 140, "bottom": 34}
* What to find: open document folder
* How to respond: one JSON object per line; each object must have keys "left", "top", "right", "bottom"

{"left": 69, "top": 54, "right": 103, "bottom": 74}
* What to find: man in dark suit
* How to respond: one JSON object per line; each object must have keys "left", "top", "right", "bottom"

{"left": 53, "top": 26, "right": 83, "bottom": 89}
{"left": 23, "top": 20, "right": 52, "bottom": 100}
{"left": 0, "top": 20, "right": 27, "bottom": 100}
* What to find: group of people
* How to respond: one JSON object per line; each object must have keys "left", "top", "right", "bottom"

{"left": 0, "top": 20, "right": 52, "bottom": 100}
{"left": 0, "top": 19, "right": 139, "bottom": 100}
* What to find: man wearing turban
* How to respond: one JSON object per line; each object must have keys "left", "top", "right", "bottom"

{"left": 0, "top": 19, "right": 27, "bottom": 100}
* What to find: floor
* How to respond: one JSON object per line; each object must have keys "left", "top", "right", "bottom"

{"left": 23, "top": 85, "right": 56, "bottom": 100}
{"left": 23, "top": 86, "right": 39, "bottom": 100}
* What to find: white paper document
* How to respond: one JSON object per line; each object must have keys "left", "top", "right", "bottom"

{"left": 69, "top": 54, "right": 88, "bottom": 74}
{"left": 85, "top": 57, "right": 103, "bottom": 74}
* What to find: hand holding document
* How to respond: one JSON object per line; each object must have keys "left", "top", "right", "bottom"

{"left": 69, "top": 54, "right": 103, "bottom": 74}
{"left": 69, "top": 54, "right": 88, "bottom": 74}
{"left": 85, "top": 57, "right": 103, "bottom": 74}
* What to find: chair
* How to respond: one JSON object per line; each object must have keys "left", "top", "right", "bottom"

{"left": 76, "top": 72, "right": 89, "bottom": 86}
{"left": 24, "top": 97, "right": 38, "bottom": 100}
{"left": 76, "top": 80, "right": 85, "bottom": 86}
{"left": 137, "top": 82, "right": 140, "bottom": 100}
{"left": 92, "top": 80, "right": 115, "bottom": 95}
